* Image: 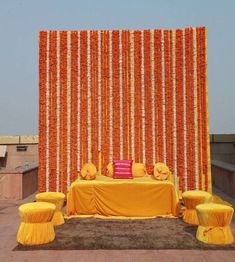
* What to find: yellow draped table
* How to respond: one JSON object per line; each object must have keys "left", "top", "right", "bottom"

{"left": 17, "top": 202, "right": 56, "bottom": 245}
{"left": 182, "top": 190, "right": 211, "bottom": 225}
{"left": 36, "top": 192, "right": 65, "bottom": 226}
{"left": 66, "top": 175, "right": 179, "bottom": 218}
{"left": 196, "top": 203, "right": 234, "bottom": 245}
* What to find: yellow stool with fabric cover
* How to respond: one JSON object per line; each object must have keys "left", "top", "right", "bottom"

{"left": 196, "top": 203, "right": 234, "bottom": 245}
{"left": 182, "top": 190, "right": 211, "bottom": 225}
{"left": 36, "top": 192, "right": 65, "bottom": 226}
{"left": 17, "top": 202, "right": 56, "bottom": 245}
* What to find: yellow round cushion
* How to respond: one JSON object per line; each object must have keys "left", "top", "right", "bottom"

{"left": 182, "top": 190, "right": 212, "bottom": 209}
{"left": 19, "top": 202, "right": 56, "bottom": 223}
{"left": 36, "top": 192, "right": 65, "bottom": 210}
{"left": 80, "top": 163, "right": 97, "bottom": 180}
{"left": 153, "top": 162, "right": 170, "bottom": 180}
{"left": 196, "top": 203, "right": 234, "bottom": 227}
{"left": 36, "top": 192, "right": 65, "bottom": 200}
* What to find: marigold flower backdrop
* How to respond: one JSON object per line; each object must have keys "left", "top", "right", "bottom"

{"left": 38, "top": 27, "right": 211, "bottom": 193}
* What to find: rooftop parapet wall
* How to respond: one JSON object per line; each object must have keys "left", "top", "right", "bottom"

{"left": 1, "top": 134, "right": 234, "bottom": 145}
{"left": 0, "top": 136, "right": 38, "bottom": 145}
{"left": 0, "top": 136, "right": 38, "bottom": 169}
{"left": 210, "top": 134, "right": 235, "bottom": 143}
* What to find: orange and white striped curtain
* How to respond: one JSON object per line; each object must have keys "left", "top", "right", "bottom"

{"left": 39, "top": 27, "right": 211, "bottom": 193}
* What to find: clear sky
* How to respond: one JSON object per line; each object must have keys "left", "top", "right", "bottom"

{"left": 0, "top": 0, "right": 234, "bottom": 135}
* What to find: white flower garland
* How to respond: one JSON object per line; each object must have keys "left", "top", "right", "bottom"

{"left": 172, "top": 30, "right": 178, "bottom": 190}
{"left": 150, "top": 29, "right": 156, "bottom": 165}
{"left": 119, "top": 30, "right": 123, "bottom": 160}
{"left": 182, "top": 29, "right": 188, "bottom": 191}
{"left": 46, "top": 31, "right": 50, "bottom": 191}
{"left": 87, "top": 31, "right": 91, "bottom": 163}
{"left": 56, "top": 31, "right": 60, "bottom": 191}
{"left": 141, "top": 30, "right": 146, "bottom": 164}
{"left": 98, "top": 31, "right": 102, "bottom": 152}
{"left": 130, "top": 30, "right": 135, "bottom": 160}
{"left": 193, "top": 27, "right": 199, "bottom": 189}
{"left": 67, "top": 31, "right": 71, "bottom": 190}
{"left": 109, "top": 30, "right": 113, "bottom": 162}
{"left": 77, "top": 31, "right": 81, "bottom": 171}
{"left": 161, "top": 30, "right": 166, "bottom": 164}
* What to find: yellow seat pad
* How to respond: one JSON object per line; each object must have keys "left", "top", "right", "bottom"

{"left": 19, "top": 202, "right": 56, "bottom": 223}
{"left": 36, "top": 192, "right": 65, "bottom": 200}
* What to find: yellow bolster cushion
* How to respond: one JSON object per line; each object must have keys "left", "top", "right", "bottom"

{"left": 80, "top": 163, "right": 97, "bottom": 180}
{"left": 153, "top": 162, "right": 170, "bottom": 180}
{"left": 105, "top": 163, "right": 114, "bottom": 177}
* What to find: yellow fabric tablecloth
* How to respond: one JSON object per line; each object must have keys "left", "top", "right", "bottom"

{"left": 17, "top": 202, "right": 56, "bottom": 246}
{"left": 36, "top": 192, "right": 65, "bottom": 226}
{"left": 66, "top": 175, "right": 179, "bottom": 218}
{"left": 196, "top": 203, "right": 234, "bottom": 245}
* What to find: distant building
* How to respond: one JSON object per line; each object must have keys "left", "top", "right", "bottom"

{"left": 0, "top": 136, "right": 38, "bottom": 199}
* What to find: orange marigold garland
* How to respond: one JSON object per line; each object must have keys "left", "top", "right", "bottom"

{"left": 134, "top": 30, "right": 142, "bottom": 163}
{"left": 39, "top": 31, "right": 47, "bottom": 192}
{"left": 164, "top": 30, "right": 174, "bottom": 173}
{"left": 59, "top": 31, "right": 68, "bottom": 193}
{"left": 70, "top": 31, "right": 78, "bottom": 183}
{"left": 49, "top": 31, "right": 57, "bottom": 191}
{"left": 144, "top": 30, "right": 153, "bottom": 173}
{"left": 185, "top": 28, "right": 191, "bottom": 190}
{"left": 80, "top": 31, "right": 88, "bottom": 168}
{"left": 196, "top": 28, "right": 203, "bottom": 190}
{"left": 185, "top": 28, "right": 196, "bottom": 190}
{"left": 169, "top": 30, "right": 174, "bottom": 173}
{"left": 101, "top": 31, "right": 108, "bottom": 168}
{"left": 154, "top": 30, "right": 164, "bottom": 163}
{"left": 123, "top": 30, "right": 130, "bottom": 160}
{"left": 200, "top": 28, "right": 208, "bottom": 191}
{"left": 112, "top": 30, "right": 120, "bottom": 161}
{"left": 90, "top": 30, "right": 99, "bottom": 169}
{"left": 175, "top": 29, "right": 185, "bottom": 191}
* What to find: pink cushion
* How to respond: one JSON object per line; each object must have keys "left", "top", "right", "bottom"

{"left": 113, "top": 160, "right": 133, "bottom": 179}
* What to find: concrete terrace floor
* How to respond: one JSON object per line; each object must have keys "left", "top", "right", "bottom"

{"left": 0, "top": 188, "right": 235, "bottom": 262}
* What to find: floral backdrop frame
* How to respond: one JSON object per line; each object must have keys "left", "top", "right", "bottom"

{"left": 39, "top": 27, "right": 211, "bottom": 193}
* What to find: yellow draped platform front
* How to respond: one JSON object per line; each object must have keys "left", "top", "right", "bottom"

{"left": 66, "top": 175, "right": 179, "bottom": 219}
